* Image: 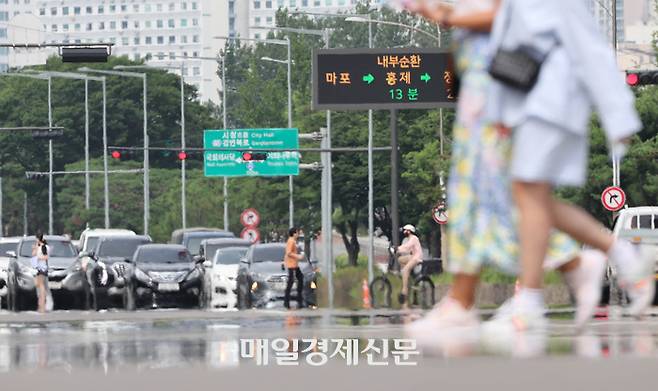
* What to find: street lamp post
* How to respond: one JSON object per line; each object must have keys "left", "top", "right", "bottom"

{"left": 79, "top": 67, "right": 150, "bottom": 235}
{"left": 115, "top": 64, "right": 186, "bottom": 229}
{"left": 215, "top": 35, "right": 294, "bottom": 227}
{"left": 260, "top": 37, "right": 294, "bottom": 228}
{"left": 33, "top": 71, "right": 110, "bottom": 229}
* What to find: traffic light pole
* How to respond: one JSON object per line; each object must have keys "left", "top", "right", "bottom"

{"left": 180, "top": 63, "right": 187, "bottom": 230}
{"left": 390, "top": 109, "right": 400, "bottom": 247}
{"left": 47, "top": 76, "right": 53, "bottom": 235}
{"left": 287, "top": 37, "right": 294, "bottom": 229}
{"left": 102, "top": 77, "right": 110, "bottom": 229}
{"left": 222, "top": 57, "right": 229, "bottom": 232}
{"left": 84, "top": 79, "right": 90, "bottom": 215}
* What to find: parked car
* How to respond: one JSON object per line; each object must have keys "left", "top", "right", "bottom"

{"left": 198, "top": 238, "right": 251, "bottom": 262}
{"left": 236, "top": 243, "right": 318, "bottom": 309}
{"left": 170, "top": 228, "right": 235, "bottom": 256}
{"left": 0, "top": 237, "right": 21, "bottom": 309}
{"left": 202, "top": 246, "right": 249, "bottom": 309}
{"left": 601, "top": 206, "right": 658, "bottom": 305}
{"left": 81, "top": 235, "right": 153, "bottom": 310}
{"left": 78, "top": 228, "right": 136, "bottom": 252}
{"left": 5, "top": 236, "right": 81, "bottom": 311}
{"left": 122, "top": 244, "right": 204, "bottom": 310}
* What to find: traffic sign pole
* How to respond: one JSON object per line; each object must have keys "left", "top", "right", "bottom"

{"left": 391, "top": 109, "right": 400, "bottom": 247}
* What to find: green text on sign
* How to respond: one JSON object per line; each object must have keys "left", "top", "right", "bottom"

{"left": 203, "top": 128, "right": 299, "bottom": 177}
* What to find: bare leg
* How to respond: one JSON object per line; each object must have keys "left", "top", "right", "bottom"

{"left": 449, "top": 274, "right": 479, "bottom": 309}
{"left": 556, "top": 256, "right": 580, "bottom": 274}
{"left": 399, "top": 256, "right": 412, "bottom": 297}
{"left": 513, "top": 181, "right": 554, "bottom": 289}
{"left": 35, "top": 275, "right": 46, "bottom": 313}
{"left": 551, "top": 200, "right": 614, "bottom": 253}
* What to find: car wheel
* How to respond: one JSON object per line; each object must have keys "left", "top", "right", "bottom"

{"left": 123, "top": 283, "right": 136, "bottom": 311}
{"left": 9, "top": 278, "right": 21, "bottom": 312}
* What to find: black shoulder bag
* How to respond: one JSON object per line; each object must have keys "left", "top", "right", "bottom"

{"left": 488, "top": 2, "right": 550, "bottom": 92}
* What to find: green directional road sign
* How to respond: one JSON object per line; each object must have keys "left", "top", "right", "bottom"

{"left": 313, "top": 47, "right": 456, "bottom": 110}
{"left": 203, "top": 128, "right": 299, "bottom": 177}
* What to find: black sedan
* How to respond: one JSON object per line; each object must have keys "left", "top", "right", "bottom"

{"left": 81, "top": 235, "right": 153, "bottom": 310}
{"left": 236, "top": 243, "right": 318, "bottom": 309}
{"left": 122, "top": 244, "right": 204, "bottom": 310}
{"left": 5, "top": 236, "right": 81, "bottom": 311}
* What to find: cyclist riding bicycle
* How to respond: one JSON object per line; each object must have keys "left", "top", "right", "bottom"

{"left": 395, "top": 224, "right": 423, "bottom": 306}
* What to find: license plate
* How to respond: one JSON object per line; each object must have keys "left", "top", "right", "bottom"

{"left": 271, "top": 282, "right": 287, "bottom": 291}
{"left": 48, "top": 281, "right": 62, "bottom": 290}
{"left": 159, "top": 283, "right": 179, "bottom": 292}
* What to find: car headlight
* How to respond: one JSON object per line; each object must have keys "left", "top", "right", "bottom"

{"left": 310, "top": 281, "right": 317, "bottom": 289}
{"left": 134, "top": 268, "right": 151, "bottom": 283}
{"left": 251, "top": 281, "right": 258, "bottom": 292}
{"left": 251, "top": 272, "right": 265, "bottom": 282}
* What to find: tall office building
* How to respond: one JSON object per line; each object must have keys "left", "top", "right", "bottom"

{"left": 0, "top": 0, "right": 46, "bottom": 73}
{"left": 0, "top": 1, "right": 229, "bottom": 105}
{"left": 241, "top": 0, "right": 386, "bottom": 39}
{"left": 588, "top": 0, "right": 624, "bottom": 46}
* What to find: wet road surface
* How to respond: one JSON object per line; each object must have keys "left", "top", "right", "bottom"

{"left": 0, "top": 308, "right": 657, "bottom": 390}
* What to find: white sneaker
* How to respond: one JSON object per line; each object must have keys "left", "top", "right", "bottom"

{"left": 404, "top": 296, "right": 480, "bottom": 357}
{"left": 565, "top": 250, "right": 606, "bottom": 330}
{"left": 610, "top": 240, "right": 656, "bottom": 318}
{"left": 481, "top": 298, "right": 548, "bottom": 357}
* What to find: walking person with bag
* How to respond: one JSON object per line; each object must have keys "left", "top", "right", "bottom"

{"left": 400, "top": 0, "right": 609, "bottom": 354}
{"left": 482, "top": 0, "right": 655, "bottom": 338}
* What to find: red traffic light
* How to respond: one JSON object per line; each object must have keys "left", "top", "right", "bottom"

{"left": 626, "top": 72, "right": 639, "bottom": 86}
{"left": 242, "top": 151, "right": 267, "bottom": 161}
{"left": 178, "top": 151, "right": 187, "bottom": 161}
{"left": 111, "top": 150, "right": 121, "bottom": 159}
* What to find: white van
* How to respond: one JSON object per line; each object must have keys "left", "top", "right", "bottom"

{"left": 78, "top": 228, "right": 137, "bottom": 253}
{"left": 613, "top": 206, "right": 658, "bottom": 234}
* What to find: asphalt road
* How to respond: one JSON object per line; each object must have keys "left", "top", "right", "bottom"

{"left": 0, "top": 308, "right": 657, "bottom": 390}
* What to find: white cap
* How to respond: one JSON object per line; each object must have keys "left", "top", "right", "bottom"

{"left": 402, "top": 224, "right": 416, "bottom": 233}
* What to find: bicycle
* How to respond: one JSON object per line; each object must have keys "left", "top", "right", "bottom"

{"left": 369, "top": 246, "right": 442, "bottom": 309}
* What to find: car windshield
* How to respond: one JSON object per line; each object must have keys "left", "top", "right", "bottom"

{"left": 85, "top": 237, "right": 100, "bottom": 252}
{"left": 136, "top": 247, "right": 192, "bottom": 264}
{"left": 0, "top": 242, "right": 18, "bottom": 256}
{"left": 186, "top": 234, "right": 232, "bottom": 254}
{"left": 97, "top": 239, "right": 151, "bottom": 259}
{"left": 206, "top": 243, "right": 248, "bottom": 259}
{"left": 215, "top": 248, "right": 248, "bottom": 265}
{"left": 252, "top": 247, "right": 285, "bottom": 263}
{"left": 19, "top": 240, "right": 77, "bottom": 258}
